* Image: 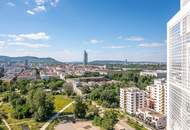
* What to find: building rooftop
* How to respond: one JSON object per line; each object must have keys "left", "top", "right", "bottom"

{"left": 138, "top": 108, "right": 165, "bottom": 118}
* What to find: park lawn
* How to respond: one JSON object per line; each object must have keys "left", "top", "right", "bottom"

{"left": 0, "top": 103, "right": 44, "bottom": 130}
{"left": 127, "top": 118, "right": 147, "bottom": 130}
{"left": 46, "top": 95, "right": 74, "bottom": 130}
{"left": 54, "top": 94, "right": 73, "bottom": 112}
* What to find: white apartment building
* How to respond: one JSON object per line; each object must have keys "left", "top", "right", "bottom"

{"left": 120, "top": 87, "right": 146, "bottom": 114}
{"left": 136, "top": 108, "right": 166, "bottom": 129}
{"left": 151, "top": 79, "right": 167, "bottom": 115}
{"left": 167, "top": 0, "right": 190, "bottom": 129}
{"left": 140, "top": 70, "right": 166, "bottom": 78}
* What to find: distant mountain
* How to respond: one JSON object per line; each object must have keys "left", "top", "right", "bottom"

{"left": 0, "top": 56, "right": 62, "bottom": 64}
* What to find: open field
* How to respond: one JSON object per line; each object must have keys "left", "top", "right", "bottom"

{"left": 127, "top": 118, "right": 147, "bottom": 130}
{"left": 54, "top": 94, "right": 73, "bottom": 112}
{"left": 55, "top": 121, "right": 100, "bottom": 130}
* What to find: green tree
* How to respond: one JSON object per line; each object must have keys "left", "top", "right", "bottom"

{"left": 48, "top": 80, "right": 64, "bottom": 91}
{"left": 0, "top": 110, "right": 6, "bottom": 119}
{"left": 16, "top": 80, "right": 30, "bottom": 94}
{"left": 92, "top": 110, "right": 119, "bottom": 130}
{"left": 74, "top": 97, "right": 87, "bottom": 119}
{"left": 27, "top": 88, "right": 54, "bottom": 121}
{"left": 92, "top": 116, "right": 102, "bottom": 126}
{"left": 12, "top": 104, "right": 31, "bottom": 119}
{"left": 64, "top": 83, "right": 74, "bottom": 96}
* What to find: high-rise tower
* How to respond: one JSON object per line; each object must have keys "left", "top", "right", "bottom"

{"left": 167, "top": 0, "right": 190, "bottom": 129}
{"left": 83, "top": 50, "right": 88, "bottom": 65}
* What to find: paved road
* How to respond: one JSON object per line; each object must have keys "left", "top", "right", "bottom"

{"left": 40, "top": 101, "right": 75, "bottom": 130}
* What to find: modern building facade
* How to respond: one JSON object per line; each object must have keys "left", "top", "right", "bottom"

{"left": 120, "top": 87, "right": 146, "bottom": 114}
{"left": 136, "top": 108, "right": 166, "bottom": 129}
{"left": 83, "top": 50, "right": 88, "bottom": 65}
{"left": 167, "top": 0, "right": 190, "bottom": 129}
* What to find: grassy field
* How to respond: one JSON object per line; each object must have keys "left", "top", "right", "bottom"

{"left": 46, "top": 95, "right": 74, "bottom": 130}
{"left": 54, "top": 94, "right": 73, "bottom": 112}
{"left": 127, "top": 118, "right": 147, "bottom": 130}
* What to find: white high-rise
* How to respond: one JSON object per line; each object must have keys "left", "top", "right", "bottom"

{"left": 167, "top": 0, "right": 190, "bottom": 129}
{"left": 147, "top": 79, "right": 167, "bottom": 115}
{"left": 120, "top": 87, "right": 145, "bottom": 114}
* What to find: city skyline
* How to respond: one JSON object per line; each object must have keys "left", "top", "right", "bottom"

{"left": 0, "top": 0, "right": 179, "bottom": 62}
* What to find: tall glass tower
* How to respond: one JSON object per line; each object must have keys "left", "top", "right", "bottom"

{"left": 83, "top": 50, "right": 88, "bottom": 65}
{"left": 167, "top": 0, "right": 190, "bottom": 129}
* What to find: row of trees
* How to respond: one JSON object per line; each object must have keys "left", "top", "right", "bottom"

{"left": 107, "top": 64, "right": 166, "bottom": 70}
{"left": 14, "top": 78, "right": 65, "bottom": 94}
{"left": 6, "top": 88, "right": 54, "bottom": 121}
{"left": 106, "top": 71, "right": 153, "bottom": 90}
{"left": 89, "top": 83, "right": 120, "bottom": 108}
{"left": 73, "top": 97, "right": 118, "bottom": 130}
{"left": 93, "top": 110, "right": 119, "bottom": 130}
{"left": 1, "top": 78, "right": 69, "bottom": 122}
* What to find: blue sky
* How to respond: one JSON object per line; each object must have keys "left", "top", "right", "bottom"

{"left": 0, "top": 0, "right": 179, "bottom": 62}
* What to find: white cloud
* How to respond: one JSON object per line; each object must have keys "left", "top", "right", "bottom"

{"left": 7, "top": 2, "right": 15, "bottom": 7}
{"left": 26, "top": 10, "right": 35, "bottom": 15}
{"left": 138, "top": 43, "right": 164, "bottom": 48}
{"left": 89, "top": 39, "right": 103, "bottom": 44}
{"left": 32, "top": 6, "right": 46, "bottom": 13}
{"left": 35, "top": 0, "right": 46, "bottom": 5}
{"left": 50, "top": 0, "right": 59, "bottom": 7}
{"left": 103, "top": 45, "right": 126, "bottom": 49}
{"left": 27, "top": 6, "right": 46, "bottom": 15}
{"left": 34, "top": 0, "right": 59, "bottom": 7}
{"left": 118, "top": 35, "right": 144, "bottom": 41}
{"left": 8, "top": 42, "right": 50, "bottom": 48}
{"left": 34, "top": 0, "right": 60, "bottom": 7}
{"left": 25, "top": 0, "right": 60, "bottom": 15}
{"left": 8, "top": 32, "right": 49, "bottom": 41}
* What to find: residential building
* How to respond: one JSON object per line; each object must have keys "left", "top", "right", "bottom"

{"left": 120, "top": 87, "right": 146, "bottom": 114}
{"left": 146, "top": 79, "right": 167, "bottom": 115}
{"left": 140, "top": 70, "right": 166, "bottom": 78}
{"left": 83, "top": 50, "right": 88, "bottom": 65}
{"left": 167, "top": 0, "right": 190, "bottom": 129}
{"left": 136, "top": 108, "right": 166, "bottom": 129}
{"left": 146, "top": 85, "right": 155, "bottom": 109}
